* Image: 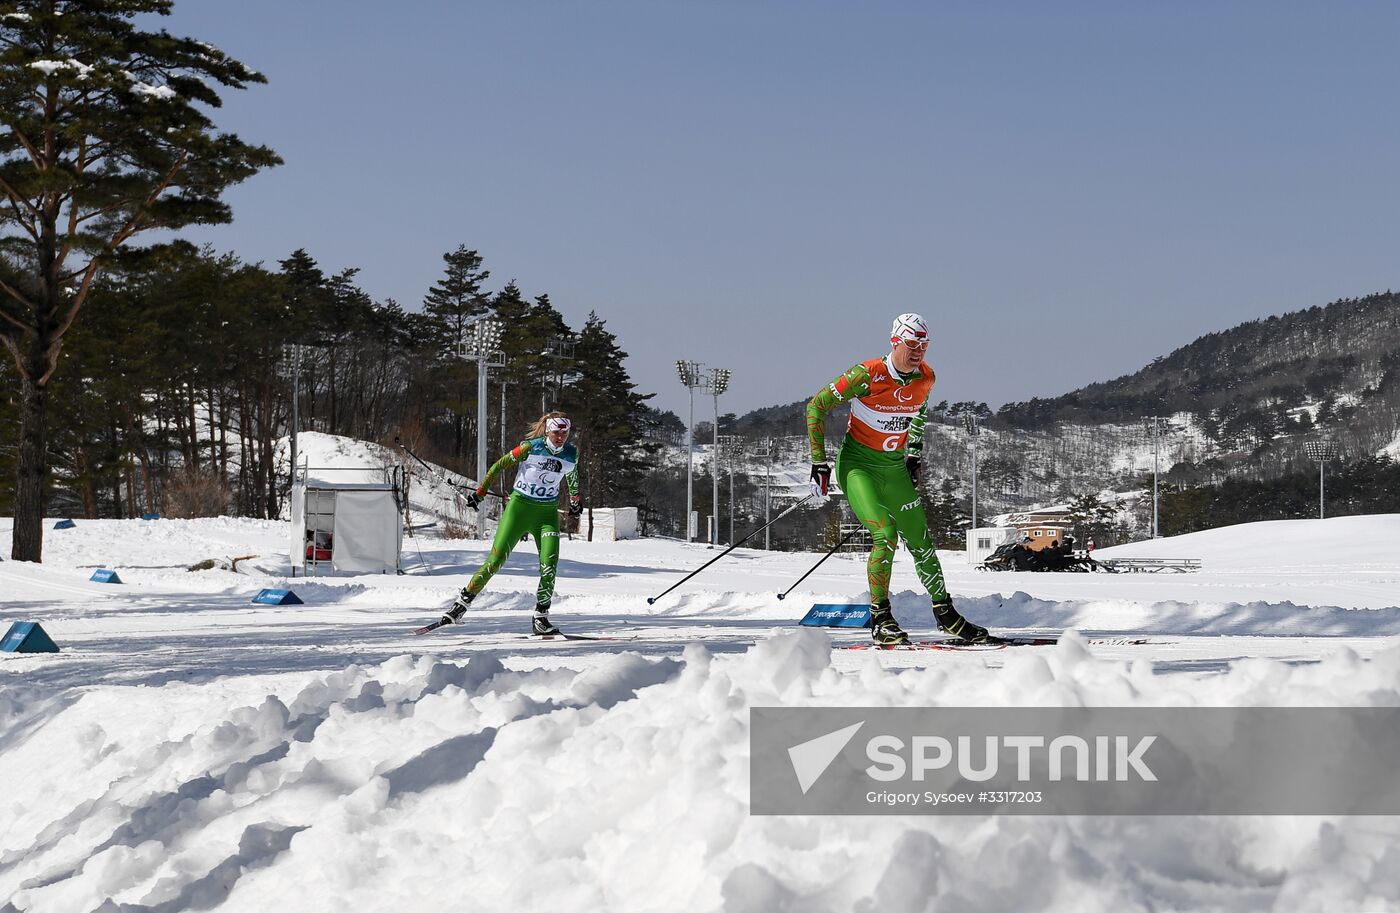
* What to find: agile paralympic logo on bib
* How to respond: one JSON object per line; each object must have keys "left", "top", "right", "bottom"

{"left": 751, "top": 707, "right": 1400, "bottom": 815}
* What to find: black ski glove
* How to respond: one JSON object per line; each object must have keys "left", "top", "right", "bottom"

{"left": 466, "top": 490, "right": 483, "bottom": 510}
{"left": 568, "top": 500, "right": 583, "bottom": 519}
{"left": 905, "top": 454, "right": 921, "bottom": 484}
{"left": 810, "top": 463, "right": 832, "bottom": 498}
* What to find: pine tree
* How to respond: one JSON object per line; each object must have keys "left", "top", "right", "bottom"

{"left": 0, "top": 0, "right": 279, "bottom": 560}
{"left": 529, "top": 293, "right": 576, "bottom": 414}
{"left": 491, "top": 284, "right": 576, "bottom": 450}
{"left": 1066, "top": 492, "right": 1118, "bottom": 545}
{"left": 923, "top": 478, "right": 968, "bottom": 549}
{"left": 276, "top": 250, "right": 329, "bottom": 432}
{"left": 422, "top": 245, "right": 490, "bottom": 350}
{"left": 560, "top": 312, "right": 654, "bottom": 538}
{"left": 421, "top": 245, "right": 490, "bottom": 458}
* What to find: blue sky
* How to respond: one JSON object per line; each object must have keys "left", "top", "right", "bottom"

{"left": 164, "top": 1, "right": 1400, "bottom": 417}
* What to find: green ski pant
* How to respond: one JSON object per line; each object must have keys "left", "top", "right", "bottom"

{"left": 835, "top": 440, "right": 948, "bottom": 605}
{"left": 465, "top": 494, "right": 561, "bottom": 607}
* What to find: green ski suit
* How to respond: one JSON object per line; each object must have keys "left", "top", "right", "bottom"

{"left": 465, "top": 437, "right": 580, "bottom": 607}
{"left": 806, "top": 356, "right": 947, "bottom": 605}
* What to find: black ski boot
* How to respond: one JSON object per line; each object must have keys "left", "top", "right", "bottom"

{"left": 441, "top": 590, "right": 473, "bottom": 625}
{"left": 532, "top": 604, "right": 561, "bottom": 637}
{"left": 931, "top": 597, "right": 992, "bottom": 643}
{"left": 870, "top": 600, "right": 909, "bottom": 646}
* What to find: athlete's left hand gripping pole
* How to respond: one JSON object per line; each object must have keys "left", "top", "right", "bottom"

{"left": 647, "top": 494, "right": 815, "bottom": 605}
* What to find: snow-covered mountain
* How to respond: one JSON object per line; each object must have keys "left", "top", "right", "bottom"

{"left": 720, "top": 292, "right": 1400, "bottom": 534}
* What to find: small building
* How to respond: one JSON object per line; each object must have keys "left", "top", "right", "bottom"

{"left": 999, "top": 508, "right": 1075, "bottom": 552}
{"left": 290, "top": 465, "right": 405, "bottom": 575}
{"left": 965, "top": 527, "right": 1021, "bottom": 565}
{"left": 581, "top": 507, "right": 639, "bottom": 541}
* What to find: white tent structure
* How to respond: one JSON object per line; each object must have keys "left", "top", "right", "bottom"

{"left": 582, "top": 507, "right": 639, "bottom": 541}
{"left": 290, "top": 465, "right": 405, "bottom": 576}
{"left": 965, "top": 526, "right": 1021, "bottom": 566}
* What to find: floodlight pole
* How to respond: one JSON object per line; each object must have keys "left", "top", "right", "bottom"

{"left": 458, "top": 318, "right": 504, "bottom": 540}
{"left": 1153, "top": 419, "right": 1160, "bottom": 538}
{"left": 704, "top": 367, "right": 732, "bottom": 548}
{"left": 280, "top": 344, "right": 318, "bottom": 487}
{"left": 688, "top": 382, "right": 695, "bottom": 541}
{"left": 712, "top": 387, "right": 720, "bottom": 546}
{"left": 964, "top": 414, "right": 979, "bottom": 534}
{"left": 764, "top": 439, "right": 773, "bottom": 549}
{"left": 1143, "top": 416, "right": 1163, "bottom": 538}
{"left": 718, "top": 434, "right": 743, "bottom": 545}
{"left": 500, "top": 379, "right": 508, "bottom": 459}
{"left": 728, "top": 446, "right": 736, "bottom": 544}
{"left": 477, "top": 357, "right": 488, "bottom": 488}
{"left": 1320, "top": 458, "right": 1326, "bottom": 519}
{"left": 290, "top": 350, "right": 301, "bottom": 482}
{"left": 1304, "top": 441, "right": 1337, "bottom": 519}
{"left": 689, "top": 380, "right": 697, "bottom": 541}
{"left": 754, "top": 436, "right": 801, "bottom": 550}
{"left": 541, "top": 333, "right": 575, "bottom": 413}
{"left": 676, "top": 361, "right": 704, "bottom": 542}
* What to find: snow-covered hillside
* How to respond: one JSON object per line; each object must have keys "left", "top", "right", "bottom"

{"left": 4, "top": 440, "right": 1400, "bottom": 911}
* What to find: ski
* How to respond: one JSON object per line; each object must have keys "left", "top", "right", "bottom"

{"left": 411, "top": 621, "right": 636, "bottom": 642}
{"left": 412, "top": 617, "right": 454, "bottom": 635}
{"left": 843, "top": 636, "right": 1151, "bottom": 652}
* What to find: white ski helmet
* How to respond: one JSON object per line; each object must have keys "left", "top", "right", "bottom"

{"left": 890, "top": 313, "right": 929, "bottom": 344}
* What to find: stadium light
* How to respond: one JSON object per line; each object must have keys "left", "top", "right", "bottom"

{"left": 453, "top": 317, "right": 505, "bottom": 538}
{"left": 278, "top": 344, "right": 323, "bottom": 486}
{"left": 541, "top": 333, "right": 576, "bottom": 412}
{"left": 676, "top": 361, "right": 704, "bottom": 542}
{"left": 701, "top": 367, "right": 732, "bottom": 547}
{"left": 751, "top": 435, "right": 805, "bottom": 549}
{"left": 1303, "top": 440, "right": 1338, "bottom": 519}
{"left": 963, "top": 413, "right": 980, "bottom": 533}
{"left": 717, "top": 434, "right": 746, "bottom": 544}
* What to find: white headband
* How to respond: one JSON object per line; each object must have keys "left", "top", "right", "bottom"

{"left": 546, "top": 417, "right": 571, "bottom": 433}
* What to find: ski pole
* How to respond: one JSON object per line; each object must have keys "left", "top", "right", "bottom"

{"left": 647, "top": 494, "right": 815, "bottom": 605}
{"left": 393, "top": 436, "right": 502, "bottom": 499}
{"left": 776, "top": 527, "right": 858, "bottom": 601}
{"left": 393, "top": 435, "right": 467, "bottom": 487}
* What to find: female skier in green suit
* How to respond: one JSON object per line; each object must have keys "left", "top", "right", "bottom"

{"left": 440, "top": 411, "right": 582, "bottom": 635}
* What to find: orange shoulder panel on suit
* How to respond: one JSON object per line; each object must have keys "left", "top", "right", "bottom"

{"left": 845, "top": 358, "right": 934, "bottom": 452}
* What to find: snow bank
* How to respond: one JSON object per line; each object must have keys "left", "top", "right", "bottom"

{"left": 5, "top": 632, "right": 1400, "bottom": 912}
{"left": 6, "top": 462, "right": 1400, "bottom": 910}
{"left": 945, "top": 590, "right": 1400, "bottom": 637}
{"left": 1096, "top": 514, "right": 1400, "bottom": 572}
{"left": 35, "top": 517, "right": 288, "bottom": 571}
